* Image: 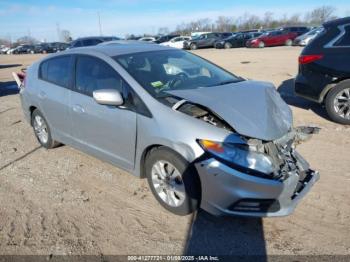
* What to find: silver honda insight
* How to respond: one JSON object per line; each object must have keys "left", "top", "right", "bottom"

{"left": 20, "top": 44, "right": 320, "bottom": 216}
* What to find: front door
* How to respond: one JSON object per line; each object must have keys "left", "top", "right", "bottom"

{"left": 69, "top": 55, "right": 137, "bottom": 171}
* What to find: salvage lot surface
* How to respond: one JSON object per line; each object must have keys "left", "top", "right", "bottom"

{"left": 0, "top": 47, "right": 349, "bottom": 256}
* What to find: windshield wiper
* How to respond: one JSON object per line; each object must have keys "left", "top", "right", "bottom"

{"left": 212, "top": 79, "right": 240, "bottom": 86}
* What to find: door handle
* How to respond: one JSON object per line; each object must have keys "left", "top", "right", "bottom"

{"left": 72, "top": 104, "right": 85, "bottom": 113}
{"left": 38, "top": 91, "right": 47, "bottom": 99}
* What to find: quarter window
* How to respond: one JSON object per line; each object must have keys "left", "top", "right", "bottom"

{"left": 75, "top": 56, "right": 123, "bottom": 96}
{"left": 39, "top": 56, "right": 71, "bottom": 88}
{"left": 334, "top": 25, "right": 350, "bottom": 46}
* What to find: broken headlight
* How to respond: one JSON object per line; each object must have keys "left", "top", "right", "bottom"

{"left": 198, "top": 139, "right": 276, "bottom": 177}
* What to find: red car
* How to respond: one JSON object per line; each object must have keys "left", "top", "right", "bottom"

{"left": 246, "top": 30, "right": 298, "bottom": 48}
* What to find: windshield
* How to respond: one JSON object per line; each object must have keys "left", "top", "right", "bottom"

{"left": 114, "top": 50, "right": 240, "bottom": 98}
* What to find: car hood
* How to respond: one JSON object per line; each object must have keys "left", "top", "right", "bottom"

{"left": 167, "top": 80, "right": 293, "bottom": 141}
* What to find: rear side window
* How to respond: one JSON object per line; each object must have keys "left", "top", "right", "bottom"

{"left": 334, "top": 25, "right": 350, "bottom": 46}
{"left": 75, "top": 55, "right": 123, "bottom": 96}
{"left": 39, "top": 56, "right": 71, "bottom": 87}
{"left": 82, "top": 39, "right": 102, "bottom": 46}
{"left": 72, "top": 41, "right": 82, "bottom": 48}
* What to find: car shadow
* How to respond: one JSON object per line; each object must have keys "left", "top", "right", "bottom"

{"left": 0, "top": 64, "right": 22, "bottom": 69}
{"left": 277, "top": 78, "right": 329, "bottom": 120}
{"left": 0, "top": 81, "right": 19, "bottom": 97}
{"left": 184, "top": 210, "right": 267, "bottom": 260}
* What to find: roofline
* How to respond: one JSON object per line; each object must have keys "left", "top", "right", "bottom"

{"left": 323, "top": 16, "right": 350, "bottom": 27}
{"left": 72, "top": 36, "right": 118, "bottom": 41}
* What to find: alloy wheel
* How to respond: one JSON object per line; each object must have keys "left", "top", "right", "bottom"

{"left": 151, "top": 160, "right": 186, "bottom": 207}
{"left": 33, "top": 115, "right": 49, "bottom": 144}
{"left": 334, "top": 88, "right": 350, "bottom": 119}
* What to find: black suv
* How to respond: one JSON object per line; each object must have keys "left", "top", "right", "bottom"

{"left": 70, "top": 36, "right": 120, "bottom": 48}
{"left": 33, "top": 43, "right": 52, "bottom": 53}
{"left": 215, "top": 32, "right": 263, "bottom": 49}
{"left": 12, "top": 45, "right": 35, "bottom": 54}
{"left": 184, "top": 33, "right": 233, "bottom": 50}
{"left": 279, "top": 26, "right": 310, "bottom": 36}
{"left": 295, "top": 17, "right": 350, "bottom": 124}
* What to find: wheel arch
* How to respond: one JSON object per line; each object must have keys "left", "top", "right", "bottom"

{"left": 320, "top": 78, "right": 350, "bottom": 103}
{"left": 29, "top": 106, "right": 37, "bottom": 125}
{"left": 139, "top": 143, "right": 199, "bottom": 179}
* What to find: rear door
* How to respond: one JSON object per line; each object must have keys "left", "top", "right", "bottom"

{"left": 273, "top": 31, "right": 284, "bottom": 45}
{"left": 37, "top": 55, "right": 73, "bottom": 141}
{"left": 69, "top": 54, "right": 137, "bottom": 170}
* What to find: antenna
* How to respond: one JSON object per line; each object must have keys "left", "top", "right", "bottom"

{"left": 98, "top": 12, "right": 102, "bottom": 36}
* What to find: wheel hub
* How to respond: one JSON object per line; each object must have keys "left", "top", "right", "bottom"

{"left": 33, "top": 115, "right": 48, "bottom": 144}
{"left": 151, "top": 160, "right": 186, "bottom": 207}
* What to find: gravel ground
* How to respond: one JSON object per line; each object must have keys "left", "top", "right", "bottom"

{"left": 0, "top": 47, "right": 349, "bottom": 257}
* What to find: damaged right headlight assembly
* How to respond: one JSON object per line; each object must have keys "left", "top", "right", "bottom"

{"left": 197, "top": 139, "right": 277, "bottom": 178}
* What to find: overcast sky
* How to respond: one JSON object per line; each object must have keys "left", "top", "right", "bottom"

{"left": 0, "top": 0, "right": 349, "bottom": 41}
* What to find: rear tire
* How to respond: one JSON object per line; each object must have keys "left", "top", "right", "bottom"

{"left": 285, "top": 39, "right": 293, "bottom": 46}
{"left": 325, "top": 81, "right": 350, "bottom": 125}
{"left": 31, "top": 109, "right": 61, "bottom": 148}
{"left": 145, "top": 147, "right": 201, "bottom": 216}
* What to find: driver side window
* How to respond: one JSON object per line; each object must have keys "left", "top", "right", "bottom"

{"left": 75, "top": 55, "right": 124, "bottom": 97}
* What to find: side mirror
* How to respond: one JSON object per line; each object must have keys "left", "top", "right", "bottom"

{"left": 93, "top": 89, "right": 124, "bottom": 106}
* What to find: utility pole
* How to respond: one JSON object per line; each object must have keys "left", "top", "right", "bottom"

{"left": 98, "top": 12, "right": 102, "bottom": 36}
{"left": 56, "top": 22, "right": 61, "bottom": 41}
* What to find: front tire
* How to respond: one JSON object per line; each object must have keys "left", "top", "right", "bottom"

{"left": 258, "top": 41, "right": 265, "bottom": 48}
{"left": 31, "top": 109, "right": 60, "bottom": 148}
{"left": 325, "top": 81, "right": 350, "bottom": 125}
{"left": 224, "top": 42, "right": 232, "bottom": 49}
{"left": 190, "top": 43, "right": 198, "bottom": 50}
{"left": 145, "top": 147, "right": 200, "bottom": 216}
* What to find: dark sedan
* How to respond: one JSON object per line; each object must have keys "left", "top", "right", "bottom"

{"left": 184, "top": 32, "right": 233, "bottom": 50}
{"left": 215, "top": 32, "right": 263, "bottom": 49}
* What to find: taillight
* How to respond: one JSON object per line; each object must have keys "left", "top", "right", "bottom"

{"left": 17, "top": 72, "right": 26, "bottom": 88}
{"left": 298, "top": 54, "right": 323, "bottom": 65}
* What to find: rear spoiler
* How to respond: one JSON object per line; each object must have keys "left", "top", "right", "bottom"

{"left": 11, "top": 68, "right": 26, "bottom": 88}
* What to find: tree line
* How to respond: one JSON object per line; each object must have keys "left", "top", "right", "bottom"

{"left": 172, "top": 6, "right": 338, "bottom": 34}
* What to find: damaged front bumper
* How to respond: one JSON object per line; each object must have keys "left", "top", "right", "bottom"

{"left": 195, "top": 158, "right": 319, "bottom": 217}
{"left": 195, "top": 126, "right": 320, "bottom": 217}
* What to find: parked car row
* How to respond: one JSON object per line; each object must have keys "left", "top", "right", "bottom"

{"left": 184, "top": 26, "right": 318, "bottom": 50}
{"left": 1, "top": 26, "right": 323, "bottom": 56}
{"left": 3, "top": 42, "right": 70, "bottom": 55}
